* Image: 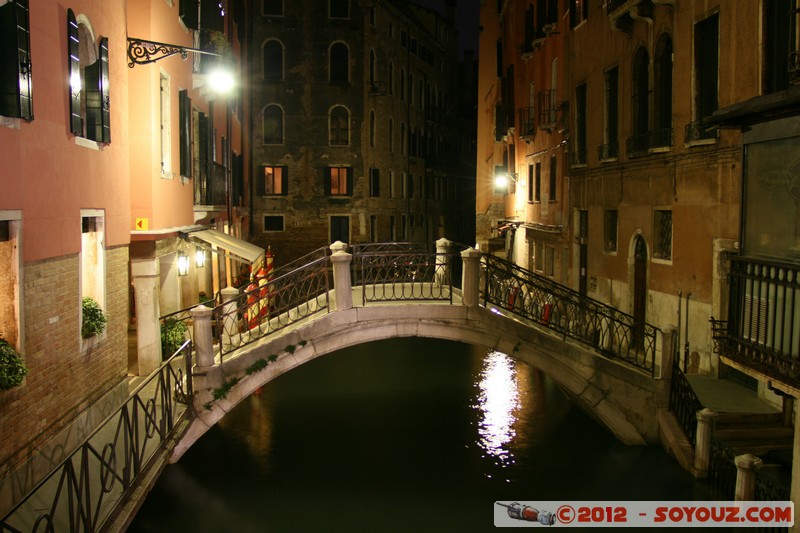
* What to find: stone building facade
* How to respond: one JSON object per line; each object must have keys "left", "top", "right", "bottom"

{"left": 249, "top": 0, "right": 466, "bottom": 264}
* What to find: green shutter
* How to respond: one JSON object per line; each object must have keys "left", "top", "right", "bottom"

{"left": 281, "top": 165, "right": 289, "bottom": 196}
{"left": 67, "top": 9, "right": 81, "bottom": 135}
{"left": 98, "top": 38, "right": 110, "bottom": 142}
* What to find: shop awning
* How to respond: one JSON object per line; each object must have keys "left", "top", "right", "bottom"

{"left": 186, "top": 229, "right": 265, "bottom": 266}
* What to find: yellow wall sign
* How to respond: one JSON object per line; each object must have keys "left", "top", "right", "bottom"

{"left": 135, "top": 218, "right": 149, "bottom": 231}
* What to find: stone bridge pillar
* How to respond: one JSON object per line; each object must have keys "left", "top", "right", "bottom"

{"left": 220, "top": 286, "right": 239, "bottom": 350}
{"left": 435, "top": 237, "right": 451, "bottom": 286}
{"left": 461, "top": 248, "right": 481, "bottom": 307}
{"left": 734, "top": 453, "right": 762, "bottom": 501}
{"left": 694, "top": 407, "right": 717, "bottom": 475}
{"left": 131, "top": 258, "right": 162, "bottom": 375}
{"left": 330, "top": 250, "right": 353, "bottom": 311}
{"left": 191, "top": 304, "right": 221, "bottom": 390}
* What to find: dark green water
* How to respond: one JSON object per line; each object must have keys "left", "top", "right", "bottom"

{"left": 128, "top": 338, "right": 715, "bottom": 532}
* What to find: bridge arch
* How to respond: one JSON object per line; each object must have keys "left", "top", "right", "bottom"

{"left": 172, "top": 304, "right": 666, "bottom": 462}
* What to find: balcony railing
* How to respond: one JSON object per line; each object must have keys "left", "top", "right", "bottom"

{"left": 518, "top": 107, "right": 536, "bottom": 138}
{"left": 626, "top": 133, "right": 649, "bottom": 158}
{"left": 570, "top": 148, "right": 587, "bottom": 166}
{"left": 790, "top": 50, "right": 800, "bottom": 84}
{"left": 598, "top": 141, "right": 619, "bottom": 160}
{"left": 194, "top": 161, "right": 226, "bottom": 206}
{"left": 713, "top": 255, "right": 800, "bottom": 389}
{"left": 685, "top": 120, "right": 719, "bottom": 143}
{"left": 537, "top": 89, "right": 558, "bottom": 131}
{"left": 649, "top": 127, "right": 673, "bottom": 149}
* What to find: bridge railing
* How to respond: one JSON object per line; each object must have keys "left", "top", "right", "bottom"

{"left": 0, "top": 342, "right": 193, "bottom": 533}
{"left": 480, "top": 254, "right": 658, "bottom": 375}
{"left": 353, "top": 250, "right": 456, "bottom": 305}
{"left": 214, "top": 255, "right": 330, "bottom": 359}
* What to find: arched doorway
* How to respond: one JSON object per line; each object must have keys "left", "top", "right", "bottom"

{"left": 632, "top": 235, "right": 648, "bottom": 348}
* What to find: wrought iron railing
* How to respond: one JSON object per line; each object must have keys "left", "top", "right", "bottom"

{"left": 214, "top": 256, "right": 330, "bottom": 358}
{"left": 755, "top": 466, "right": 791, "bottom": 502}
{"left": 355, "top": 250, "right": 456, "bottom": 305}
{"left": 708, "top": 433, "right": 736, "bottom": 500}
{"left": 571, "top": 149, "right": 587, "bottom": 166}
{"left": 518, "top": 107, "right": 536, "bottom": 138}
{"left": 480, "top": 254, "right": 659, "bottom": 375}
{"left": 0, "top": 342, "right": 194, "bottom": 532}
{"left": 626, "top": 133, "right": 649, "bottom": 158}
{"left": 649, "top": 127, "right": 673, "bottom": 149}
{"left": 668, "top": 353, "right": 703, "bottom": 446}
{"left": 789, "top": 50, "right": 800, "bottom": 84}
{"left": 684, "top": 120, "right": 719, "bottom": 143}
{"left": 537, "top": 89, "right": 558, "bottom": 130}
{"left": 598, "top": 141, "right": 619, "bottom": 160}
{"left": 720, "top": 255, "right": 800, "bottom": 389}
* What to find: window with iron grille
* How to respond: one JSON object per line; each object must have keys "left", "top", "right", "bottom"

{"left": 329, "top": 105, "right": 349, "bottom": 145}
{"left": 653, "top": 209, "right": 672, "bottom": 260}
{"left": 602, "top": 66, "right": 619, "bottom": 159}
{"left": 0, "top": 0, "right": 32, "bottom": 120}
{"left": 604, "top": 209, "right": 618, "bottom": 253}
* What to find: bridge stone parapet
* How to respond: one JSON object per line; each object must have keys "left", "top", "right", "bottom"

{"left": 172, "top": 301, "right": 667, "bottom": 462}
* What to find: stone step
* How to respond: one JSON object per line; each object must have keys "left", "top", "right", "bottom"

{"left": 714, "top": 424, "right": 794, "bottom": 441}
{"left": 724, "top": 438, "right": 794, "bottom": 458}
{"left": 715, "top": 411, "right": 784, "bottom": 426}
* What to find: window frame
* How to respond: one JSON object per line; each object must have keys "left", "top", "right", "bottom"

{"left": 325, "top": 166, "right": 353, "bottom": 197}
{"left": 263, "top": 214, "right": 285, "bottom": 232}
{"left": 0, "top": 0, "right": 33, "bottom": 121}
{"left": 259, "top": 165, "right": 288, "bottom": 196}
{"left": 262, "top": 104, "right": 284, "bottom": 145}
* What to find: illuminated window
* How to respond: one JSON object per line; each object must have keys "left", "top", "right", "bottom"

{"left": 325, "top": 166, "right": 351, "bottom": 196}
{"left": 259, "top": 165, "right": 287, "bottom": 195}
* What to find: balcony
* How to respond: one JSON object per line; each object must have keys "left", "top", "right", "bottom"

{"left": 570, "top": 149, "right": 587, "bottom": 167}
{"left": 684, "top": 120, "right": 719, "bottom": 143}
{"left": 598, "top": 141, "right": 619, "bottom": 161}
{"left": 648, "top": 127, "right": 673, "bottom": 150}
{"left": 518, "top": 107, "right": 536, "bottom": 139}
{"left": 713, "top": 255, "right": 800, "bottom": 390}
{"left": 194, "top": 161, "right": 226, "bottom": 206}
{"left": 626, "top": 133, "right": 649, "bottom": 158}
{"left": 537, "top": 89, "right": 558, "bottom": 132}
{"left": 607, "top": 0, "right": 655, "bottom": 33}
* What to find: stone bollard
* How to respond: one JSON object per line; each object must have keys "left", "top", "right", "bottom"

{"left": 461, "top": 248, "right": 481, "bottom": 307}
{"left": 220, "top": 286, "right": 240, "bottom": 348}
{"left": 330, "top": 250, "right": 353, "bottom": 311}
{"left": 660, "top": 327, "right": 677, "bottom": 381}
{"left": 191, "top": 304, "right": 214, "bottom": 368}
{"left": 694, "top": 408, "right": 717, "bottom": 475}
{"left": 329, "top": 240, "right": 348, "bottom": 254}
{"left": 435, "top": 237, "right": 452, "bottom": 286}
{"left": 734, "top": 454, "right": 762, "bottom": 501}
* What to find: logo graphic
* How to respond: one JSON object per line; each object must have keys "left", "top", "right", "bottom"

{"left": 496, "top": 502, "right": 556, "bottom": 526}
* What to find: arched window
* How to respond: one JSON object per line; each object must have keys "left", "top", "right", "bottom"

{"left": 388, "top": 118, "right": 394, "bottom": 152}
{"left": 400, "top": 69, "right": 406, "bottom": 100}
{"left": 388, "top": 61, "right": 394, "bottom": 95}
{"left": 653, "top": 34, "right": 672, "bottom": 139}
{"left": 369, "top": 49, "right": 376, "bottom": 84}
{"left": 631, "top": 46, "right": 649, "bottom": 140}
{"left": 329, "top": 105, "right": 349, "bottom": 145}
{"left": 67, "top": 10, "right": 110, "bottom": 142}
{"left": 369, "top": 110, "right": 375, "bottom": 147}
{"left": 400, "top": 122, "right": 406, "bottom": 154}
{"left": 330, "top": 42, "right": 348, "bottom": 83}
{"left": 263, "top": 104, "right": 284, "bottom": 144}
{"left": 263, "top": 40, "right": 283, "bottom": 81}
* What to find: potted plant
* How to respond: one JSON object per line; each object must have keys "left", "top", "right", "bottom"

{"left": 0, "top": 336, "right": 28, "bottom": 391}
{"left": 161, "top": 319, "right": 188, "bottom": 359}
{"left": 82, "top": 297, "right": 107, "bottom": 338}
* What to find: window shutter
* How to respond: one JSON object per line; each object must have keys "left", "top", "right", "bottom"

{"left": 67, "top": 9, "right": 81, "bottom": 135}
{"left": 179, "top": 90, "right": 191, "bottom": 177}
{"left": 0, "top": 0, "right": 33, "bottom": 120}
{"left": 85, "top": 59, "right": 101, "bottom": 140}
{"left": 281, "top": 165, "right": 289, "bottom": 196}
{"left": 323, "top": 167, "right": 332, "bottom": 196}
{"left": 98, "top": 37, "right": 110, "bottom": 143}
{"left": 198, "top": 112, "right": 209, "bottom": 201}
{"left": 346, "top": 167, "right": 353, "bottom": 195}
{"left": 256, "top": 166, "right": 265, "bottom": 195}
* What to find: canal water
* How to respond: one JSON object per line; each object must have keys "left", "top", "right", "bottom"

{"left": 128, "top": 338, "right": 716, "bottom": 532}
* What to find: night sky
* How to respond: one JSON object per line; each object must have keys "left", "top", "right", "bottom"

{"left": 416, "top": 0, "right": 480, "bottom": 57}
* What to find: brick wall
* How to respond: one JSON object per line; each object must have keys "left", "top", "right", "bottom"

{"left": 0, "top": 245, "right": 129, "bottom": 479}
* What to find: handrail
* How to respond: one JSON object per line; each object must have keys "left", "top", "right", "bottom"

{"left": 1, "top": 342, "right": 194, "bottom": 532}
{"left": 480, "top": 254, "right": 659, "bottom": 375}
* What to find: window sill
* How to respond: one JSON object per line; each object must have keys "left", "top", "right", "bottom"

{"left": 161, "top": 170, "right": 175, "bottom": 180}
{"left": 599, "top": 157, "right": 618, "bottom": 163}
{"left": 651, "top": 257, "right": 673, "bottom": 266}
{"left": 0, "top": 116, "right": 20, "bottom": 130}
{"left": 75, "top": 137, "right": 102, "bottom": 151}
{"left": 648, "top": 146, "right": 672, "bottom": 154}
{"left": 685, "top": 138, "right": 718, "bottom": 148}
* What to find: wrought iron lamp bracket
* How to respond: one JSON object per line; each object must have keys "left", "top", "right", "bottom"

{"left": 127, "top": 37, "right": 218, "bottom": 68}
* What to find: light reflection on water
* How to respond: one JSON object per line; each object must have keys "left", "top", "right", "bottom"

{"left": 474, "top": 350, "right": 520, "bottom": 469}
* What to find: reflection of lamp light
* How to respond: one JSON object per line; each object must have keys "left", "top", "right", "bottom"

{"left": 195, "top": 249, "right": 206, "bottom": 268}
{"left": 177, "top": 251, "right": 189, "bottom": 276}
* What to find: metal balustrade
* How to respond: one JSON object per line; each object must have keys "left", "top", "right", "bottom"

{"left": 0, "top": 342, "right": 193, "bottom": 533}
{"left": 668, "top": 355, "right": 703, "bottom": 446}
{"left": 480, "top": 254, "right": 658, "bottom": 375}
